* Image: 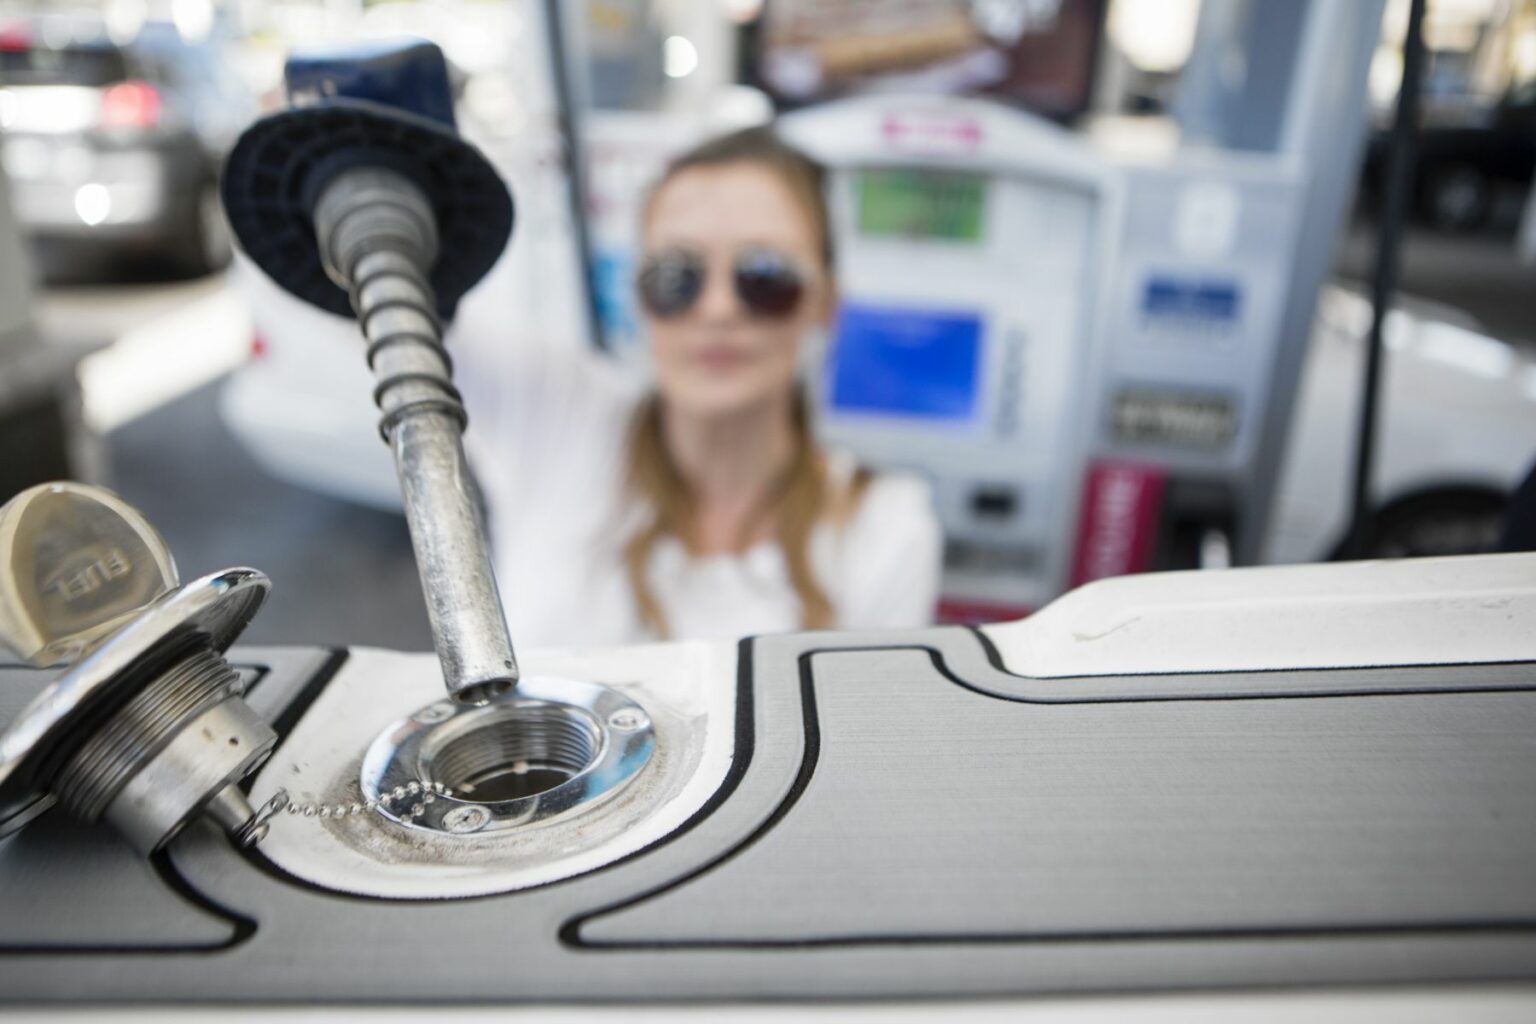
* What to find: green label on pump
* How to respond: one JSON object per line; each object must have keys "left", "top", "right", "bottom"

{"left": 856, "top": 169, "right": 987, "bottom": 243}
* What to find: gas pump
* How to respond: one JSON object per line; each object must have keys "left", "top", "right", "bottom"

{"left": 1071, "top": 151, "right": 1306, "bottom": 582}
{"left": 780, "top": 98, "right": 1114, "bottom": 618}
{"left": 1, "top": 35, "right": 1535, "bottom": 1016}
{"left": 778, "top": 94, "right": 1311, "bottom": 616}
{"left": 769, "top": 0, "right": 1385, "bottom": 619}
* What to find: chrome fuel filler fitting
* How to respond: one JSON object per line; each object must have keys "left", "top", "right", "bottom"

{"left": 0, "top": 483, "right": 276, "bottom": 853}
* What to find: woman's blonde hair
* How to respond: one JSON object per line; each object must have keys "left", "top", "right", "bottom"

{"left": 623, "top": 126, "right": 844, "bottom": 638}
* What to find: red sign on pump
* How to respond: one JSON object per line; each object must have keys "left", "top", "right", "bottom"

{"left": 1068, "top": 461, "right": 1167, "bottom": 588}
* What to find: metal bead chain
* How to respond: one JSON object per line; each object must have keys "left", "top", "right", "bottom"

{"left": 284, "top": 779, "right": 451, "bottom": 820}
{"left": 243, "top": 780, "right": 453, "bottom": 842}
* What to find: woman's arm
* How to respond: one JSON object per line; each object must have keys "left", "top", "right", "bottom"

{"left": 451, "top": 254, "right": 639, "bottom": 545}
{"left": 835, "top": 471, "right": 944, "bottom": 630}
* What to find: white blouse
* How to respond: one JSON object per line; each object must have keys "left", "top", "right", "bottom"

{"left": 458, "top": 330, "right": 942, "bottom": 649}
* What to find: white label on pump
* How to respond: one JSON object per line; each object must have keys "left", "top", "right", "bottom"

{"left": 1173, "top": 182, "right": 1240, "bottom": 259}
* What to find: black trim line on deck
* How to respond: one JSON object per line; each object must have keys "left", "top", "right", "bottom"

{"left": 569, "top": 636, "right": 1536, "bottom": 951}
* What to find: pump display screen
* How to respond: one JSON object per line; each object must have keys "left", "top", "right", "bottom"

{"left": 856, "top": 170, "right": 988, "bottom": 243}
{"left": 828, "top": 304, "right": 983, "bottom": 422}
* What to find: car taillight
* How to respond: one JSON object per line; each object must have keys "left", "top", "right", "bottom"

{"left": 100, "top": 80, "right": 161, "bottom": 130}
{"left": 0, "top": 25, "right": 29, "bottom": 53}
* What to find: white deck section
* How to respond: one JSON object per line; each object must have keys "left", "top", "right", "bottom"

{"left": 982, "top": 553, "right": 1536, "bottom": 677}
{"left": 250, "top": 638, "right": 736, "bottom": 900}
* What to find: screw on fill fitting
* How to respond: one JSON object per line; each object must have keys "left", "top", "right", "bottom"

{"left": 442, "top": 805, "right": 491, "bottom": 834}
{"left": 608, "top": 710, "right": 647, "bottom": 731}
{"left": 0, "top": 484, "right": 276, "bottom": 855}
{"left": 414, "top": 703, "right": 454, "bottom": 725}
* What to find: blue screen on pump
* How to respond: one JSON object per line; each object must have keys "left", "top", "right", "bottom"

{"left": 828, "top": 304, "right": 983, "bottom": 421}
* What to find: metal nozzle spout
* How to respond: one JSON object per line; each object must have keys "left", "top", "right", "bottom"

{"left": 312, "top": 166, "right": 520, "bottom": 704}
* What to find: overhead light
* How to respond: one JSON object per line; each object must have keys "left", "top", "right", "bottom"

{"left": 720, "top": 0, "right": 765, "bottom": 23}
{"left": 172, "top": 0, "right": 215, "bottom": 44}
{"left": 1108, "top": 0, "right": 1200, "bottom": 73}
{"left": 664, "top": 35, "right": 698, "bottom": 79}
{"left": 74, "top": 183, "right": 111, "bottom": 226}
{"left": 104, "top": 0, "right": 148, "bottom": 45}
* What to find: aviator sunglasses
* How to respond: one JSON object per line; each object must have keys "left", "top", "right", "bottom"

{"left": 637, "top": 247, "right": 808, "bottom": 319}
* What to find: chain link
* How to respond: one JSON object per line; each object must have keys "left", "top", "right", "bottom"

{"left": 242, "top": 779, "right": 454, "bottom": 843}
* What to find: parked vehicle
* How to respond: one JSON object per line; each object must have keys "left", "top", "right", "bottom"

{"left": 1264, "top": 283, "right": 1534, "bottom": 562}
{"left": 0, "top": 15, "right": 251, "bottom": 278}
{"left": 1362, "top": 81, "right": 1536, "bottom": 232}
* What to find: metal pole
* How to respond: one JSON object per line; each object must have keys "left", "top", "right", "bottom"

{"left": 1343, "top": 0, "right": 1426, "bottom": 559}
{"left": 541, "top": 0, "right": 606, "bottom": 351}
{"left": 313, "top": 167, "right": 519, "bottom": 705}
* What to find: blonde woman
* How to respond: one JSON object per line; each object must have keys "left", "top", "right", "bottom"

{"left": 464, "top": 126, "right": 941, "bottom": 647}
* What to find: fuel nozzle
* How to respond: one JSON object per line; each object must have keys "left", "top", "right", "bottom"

{"left": 222, "top": 40, "right": 518, "bottom": 706}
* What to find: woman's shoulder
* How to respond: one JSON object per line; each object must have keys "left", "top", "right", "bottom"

{"left": 862, "top": 464, "right": 935, "bottom": 508}
{"left": 818, "top": 449, "right": 943, "bottom": 629}
{"left": 823, "top": 449, "right": 939, "bottom": 542}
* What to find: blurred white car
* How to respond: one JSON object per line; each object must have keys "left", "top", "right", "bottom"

{"left": 1264, "top": 285, "right": 1536, "bottom": 561}
{"left": 221, "top": 257, "right": 402, "bottom": 511}
{"left": 221, "top": 266, "right": 1536, "bottom": 566}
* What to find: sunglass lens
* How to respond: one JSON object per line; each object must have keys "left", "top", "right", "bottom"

{"left": 638, "top": 253, "right": 703, "bottom": 318}
{"left": 735, "top": 250, "right": 804, "bottom": 318}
